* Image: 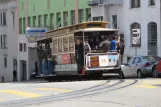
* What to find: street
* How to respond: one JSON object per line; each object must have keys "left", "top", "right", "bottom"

{"left": 0, "top": 78, "right": 161, "bottom": 107}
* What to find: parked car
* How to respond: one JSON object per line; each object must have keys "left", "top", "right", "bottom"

{"left": 149, "top": 60, "right": 161, "bottom": 78}
{"left": 120, "top": 56, "right": 161, "bottom": 79}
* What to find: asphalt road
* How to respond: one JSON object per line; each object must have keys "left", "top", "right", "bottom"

{"left": 0, "top": 78, "right": 161, "bottom": 107}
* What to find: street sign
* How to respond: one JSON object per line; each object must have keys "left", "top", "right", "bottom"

{"left": 132, "top": 29, "right": 140, "bottom": 45}
{"left": 26, "top": 27, "right": 48, "bottom": 43}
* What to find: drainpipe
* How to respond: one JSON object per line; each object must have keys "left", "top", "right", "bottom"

{"left": 16, "top": 0, "right": 20, "bottom": 81}
{"left": 74, "top": 0, "right": 78, "bottom": 24}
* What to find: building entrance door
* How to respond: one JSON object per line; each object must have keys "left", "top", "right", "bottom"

{"left": 20, "top": 60, "right": 27, "bottom": 81}
{"left": 148, "top": 22, "right": 157, "bottom": 55}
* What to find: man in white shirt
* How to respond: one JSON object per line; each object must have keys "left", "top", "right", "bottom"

{"left": 84, "top": 38, "right": 91, "bottom": 52}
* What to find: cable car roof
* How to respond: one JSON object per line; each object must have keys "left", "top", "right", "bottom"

{"left": 76, "top": 28, "right": 119, "bottom": 32}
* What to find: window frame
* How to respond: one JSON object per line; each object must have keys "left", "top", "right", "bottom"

{"left": 149, "top": 0, "right": 155, "bottom": 6}
{"left": 0, "top": 13, "right": 2, "bottom": 25}
{"left": 1, "top": 35, "right": 2, "bottom": 48}
{"left": 24, "top": 43, "right": 26, "bottom": 52}
{"left": 71, "top": 10, "right": 75, "bottom": 25}
{"left": 93, "top": 16, "right": 103, "bottom": 21}
{"left": 38, "top": 15, "right": 42, "bottom": 27}
{"left": 50, "top": 13, "right": 54, "bottom": 29}
{"left": 86, "top": 8, "right": 91, "bottom": 21}
{"left": 63, "top": 12, "right": 68, "bottom": 27}
{"left": 33, "top": 16, "right": 36, "bottom": 27}
{"left": 3, "top": 12, "right": 6, "bottom": 25}
{"left": 112, "top": 15, "right": 117, "bottom": 29}
{"left": 44, "top": 14, "right": 48, "bottom": 27}
{"left": 57, "top": 13, "right": 61, "bottom": 28}
{"left": 3, "top": 35, "right": 7, "bottom": 48}
{"left": 79, "top": 9, "right": 84, "bottom": 23}
{"left": 19, "top": 18, "right": 22, "bottom": 34}
{"left": 12, "top": 12, "right": 15, "bottom": 28}
{"left": 52, "top": 34, "right": 75, "bottom": 55}
{"left": 131, "top": 0, "right": 140, "bottom": 8}
{"left": 23, "top": 17, "right": 26, "bottom": 33}
{"left": 63, "top": 36, "right": 69, "bottom": 52}
{"left": 28, "top": 17, "right": 31, "bottom": 27}
{"left": 4, "top": 54, "right": 7, "bottom": 68}
{"left": 19, "top": 43, "right": 22, "bottom": 51}
{"left": 1, "top": 35, "right": 7, "bottom": 48}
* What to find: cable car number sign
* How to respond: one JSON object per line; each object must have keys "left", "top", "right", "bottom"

{"left": 87, "top": 54, "right": 118, "bottom": 68}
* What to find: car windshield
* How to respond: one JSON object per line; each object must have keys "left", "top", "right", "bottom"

{"left": 142, "top": 56, "right": 161, "bottom": 61}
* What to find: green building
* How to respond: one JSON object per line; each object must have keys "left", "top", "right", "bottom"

{"left": 18, "top": 0, "right": 91, "bottom": 34}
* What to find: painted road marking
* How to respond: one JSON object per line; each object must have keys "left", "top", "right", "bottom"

{"left": 36, "top": 88, "right": 73, "bottom": 92}
{"left": 0, "top": 90, "right": 43, "bottom": 98}
{"left": 134, "top": 81, "right": 161, "bottom": 89}
{"left": 142, "top": 81, "right": 161, "bottom": 85}
{"left": 135, "top": 85, "right": 158, "bottom": 89}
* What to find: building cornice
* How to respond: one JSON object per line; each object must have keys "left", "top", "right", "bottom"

{"left": 88, "top": 0, "right": 123, "bottom": 6}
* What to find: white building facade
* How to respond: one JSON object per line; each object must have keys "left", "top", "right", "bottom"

{"left": 123, "top": 0, "right": 160, "bottom": 60}
{"left": 0, "top": 0, "right": 17, "bottom": 82}
{"left": 89, "top": 0, "right": 124, "bottom": 33}
{"left": 89, "top": 0, "right": 161, "bottom": 62}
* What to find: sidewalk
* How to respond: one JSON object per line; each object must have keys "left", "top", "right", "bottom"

{"left": 16, "top": 79, "right": 48, "bottom": 83}
{"left": 0, "top": 79, "right": 48, "bottom": 84}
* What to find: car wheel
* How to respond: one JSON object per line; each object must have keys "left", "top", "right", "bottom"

{"left": 137, "top": 70, "right": 143, "bottom": 79}
{"left": 119, "top": 71, "right": 124, "bottom": 79}
{"left": 152, "top": 69, "right": 159, "bottom": 78}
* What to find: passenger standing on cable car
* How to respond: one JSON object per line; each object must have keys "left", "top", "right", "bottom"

{"left": 110, "top": 36, "right": 120, "bottom": 51}
{"left": 75, "top": 38, "right": 84, "bottom": 74}
{"left": 120, "top": 38, "right": 125, "bottom": 64}
{"left": 52, "top": 56, "right": 57, "bottom": 75}
{"left": 47, "top": 43, "right": 53, "bottom": 75}
{"left": 84, "top": 38, "right": 91, "bottom": 52}
{"left": 42, "top": 46, "right": 48, "bottom": 75}
{"left": 36, "top": 44, "right": 43, "bottom": 76}
{"left": 99, "top": 36, "right": 111, "bottom": 53}
{"left": 116, "top": 43, "right": 120, "bottom": 53}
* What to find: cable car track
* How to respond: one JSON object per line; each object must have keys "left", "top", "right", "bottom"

{"left": 0, "top": 79, "right": 139, "bottom": 107}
